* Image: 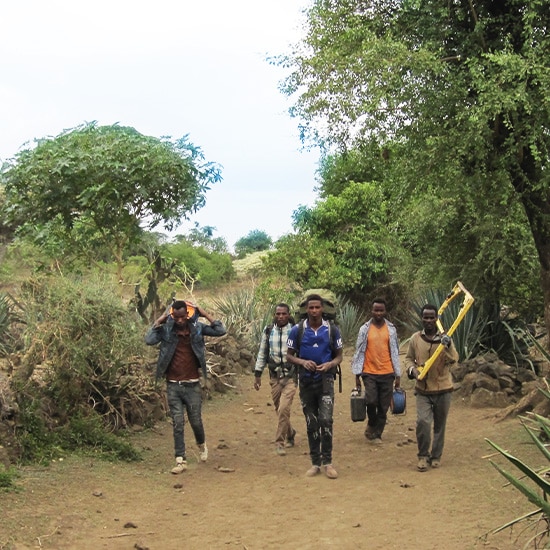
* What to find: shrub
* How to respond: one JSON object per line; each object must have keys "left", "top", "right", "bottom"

{"left": 11, "top": 274, "right": 161, "bottom": 462}
{"left": 0, "top": 464, "right": 19, "bottom": 492}
{"left": 485, "top": 386, "right": 550, "bottom": 547}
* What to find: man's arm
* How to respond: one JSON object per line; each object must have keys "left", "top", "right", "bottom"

{"left": 254, "top": 329, "right": 269, "bottom": 390}
{"left": 144, "top": 311, "right": 169, "bottom": 345}
{"left": 197, "top": 306, "right": 227, "bottom": 337}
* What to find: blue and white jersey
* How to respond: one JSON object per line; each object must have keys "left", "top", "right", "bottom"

{"left": 287, "top": 319, "right": 343, "bottom": 366}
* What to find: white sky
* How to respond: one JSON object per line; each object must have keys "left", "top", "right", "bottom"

{"left": 0, "top": 0, "right": 319, "bottom": 250}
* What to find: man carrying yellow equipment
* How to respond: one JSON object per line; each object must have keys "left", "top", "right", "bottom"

{"left": 404, "top": 282, "right": 473, "bottom": 472}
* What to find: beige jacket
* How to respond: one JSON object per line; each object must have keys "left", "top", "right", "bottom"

{"left": 404, "top": 331, "right": 459, "bottom": 394}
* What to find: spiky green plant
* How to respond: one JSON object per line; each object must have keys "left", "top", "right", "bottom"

{"left": 338, "top": 299, "right": 367, "bottom": 344}
{"left": 485, "top": 385, "right": 550, "bottom": 547}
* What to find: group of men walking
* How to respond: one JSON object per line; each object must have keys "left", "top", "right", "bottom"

{"left": 145, "top": 294, "right": 458, "bottom": 478}
{"left": 254, "top": 295, "right": 458, "bottom": 477}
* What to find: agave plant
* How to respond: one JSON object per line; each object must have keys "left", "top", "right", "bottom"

{"left": 337, "top": 298, "right": 368, "bottom": 344}
{"left": 485, "top": 385, "right": 550, "bottom": 548}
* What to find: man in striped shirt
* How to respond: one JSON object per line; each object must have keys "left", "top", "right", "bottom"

{"left": 254, "top": 303, "right": 297, "bottom": 456}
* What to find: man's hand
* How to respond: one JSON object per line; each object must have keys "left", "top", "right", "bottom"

{"left": 153, "top": 312, "right": 169, "bottom": 327}
{"left": 315, "top": 361, "right": 331, "bottom": 373}
{"left": 441, "top": 334, "right": 451, "bottom": 347}
{"left": 302, "top": 359, "right": 317, "bottom": 372}
{"left": 408, "top": 367, "right": 420, "bottom": 380}
{"left": 394, "top": 376, "right": 401, "bottom": 389}
{"left": 254, "top": 376, "right": 261, "bottom": 391}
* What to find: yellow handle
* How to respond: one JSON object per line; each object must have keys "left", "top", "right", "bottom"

{"left": 417, "top": 281, "right": 474, "bottom": 381}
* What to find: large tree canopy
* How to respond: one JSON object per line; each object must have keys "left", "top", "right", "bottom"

{"left": 284, "top": 0, "right": 550, "bottom": 328}
{"left": 0, "top": 122, "right": 222, "bottom": 274}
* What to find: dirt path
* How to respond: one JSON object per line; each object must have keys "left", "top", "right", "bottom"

{"left": 1, "top": 371, "right": 541, "bottom": 550}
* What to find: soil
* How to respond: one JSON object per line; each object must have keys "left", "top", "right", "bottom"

{"left": 0, "top": 361, "right": 544, "bottom": 550}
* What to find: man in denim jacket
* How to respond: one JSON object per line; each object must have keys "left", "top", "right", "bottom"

{"left": 351, "top": 299, "right": 401, "bottom": 444}
{"left": 145, "top": 300, "right": 226, "bottom": 474}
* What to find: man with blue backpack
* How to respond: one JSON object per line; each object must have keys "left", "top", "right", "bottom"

{"left": 286, "top": 294, "right": 343, "bottom": 479}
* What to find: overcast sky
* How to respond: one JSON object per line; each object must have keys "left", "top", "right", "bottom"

{"left": 0, "top": 0, "right": 319, "bottom": 249}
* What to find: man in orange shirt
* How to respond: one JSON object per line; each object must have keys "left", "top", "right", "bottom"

{"left": 350, "top": 299, "right": 401, "bottom": 444}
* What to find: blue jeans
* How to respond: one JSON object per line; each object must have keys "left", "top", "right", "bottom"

{"left": 416, "top": 392, "right": 452, "bottom": 460}
{"left": 299, "top": 377, "right": 335, "bottom": 467}
{"left": 166, "top": 381, "right": 205, "bottom": 459}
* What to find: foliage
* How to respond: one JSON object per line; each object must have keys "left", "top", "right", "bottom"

{"left": 11, "top": 274, "right": 161, "bottom": 461}
{"left": 0, "top": 122, "right": 222, "bottom": 277}
{"left": 234, "top": 230, "right": 273, "bottom": 258}
{"left": 282, "top": 0, "right": 550, "bottom": 338}
{"left": 212, "top": 288, "right": 275, "bottom": 352}
{"left": 164, "top": 240, "right": 234, "bottom": 287}
{"left": 0, "top": 293, "right": 15, "bottom": 355}
{"left": 173, "top": 223, "right": 229, "bottom": 254}
{"left": 0, "top": 464, "right": 19, "bottom": 492}
{"left": 337, "top": 298, "right": 367, "bottom": 344}
{"left": 16, "top": 398, "right": 141, "bottom": 464}
{"left": 263, "top": 181, "right": 401, "bottom": 296}
{"left": 254, "top": 276, "right": 299, "bottom": 310}
{"left": 485, "top": 386, "right": 550, "bottom": 547}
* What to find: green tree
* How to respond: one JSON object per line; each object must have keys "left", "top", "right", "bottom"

{"left": 284, "top": 1, "right": 550, "bottom": 332}
{"left": 263, "top": 180, "right": 401, "bottom": 298}
{"left": 234, "top": 229, "right": 273, "bottom": 258}
{"left": 173, "top": 223, "right": 229, "bottom": 254}
{"left": 0, "top": 122, "right": 222, "bottom": 278}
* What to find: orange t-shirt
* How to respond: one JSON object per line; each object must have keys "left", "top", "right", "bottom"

{"left": 362, "top": 323, "right": 394, "bottom": 375}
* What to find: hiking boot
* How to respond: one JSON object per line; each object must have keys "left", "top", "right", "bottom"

{"left": 417, "top": 457, "right": 429, "bottom": 472}
{"left": 324, "top": 464, "right": 338, "bottom": 479}
{"left": 276, "top": 445, "right": 286, "bottom": 456}
{"left": 171, "top": 457, "right": 187, "bottom": 474}
{"left": 285, "top": 429, "right": 296, "bottom": 448}
{"left": 431, "top": 458, "right": 441, "bottom": 468}
{"left": 199, "top": 443, "right": 208, "bottom": 462}
{"left": 305, "top": 465, "right": 321, "bottom": 477}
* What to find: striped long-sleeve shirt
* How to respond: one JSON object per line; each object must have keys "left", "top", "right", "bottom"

{"left": 254, "top": 322, "right": 293, "bottom": 376}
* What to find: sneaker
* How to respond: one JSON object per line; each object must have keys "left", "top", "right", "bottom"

{"left": 372, "top": 437, "right": 382, "bottom": 445}
{"left": 305, "top": 465, "right": 321, "bottom": 477}
{"left": 431, "top": 458, "right": 441, "bottom": 468}
{"left": 364, "top": 425, "right": 376, "bottom": 440}
{"left": 199, "top": 443, "right": 208, "bottom": 462}
{"left": 324, "top": 464, "right": 338, "bottom": 479}
{"left": 417, "top": 457, "right": 429, "bottom": 472}
{"left": 171, "top": 457, "right": 187, "bottom": 474}
{"left": 276, "top": 445, "right": 286, "bottom": 456}
{"left": 285, "top": 429, "right": 297, "bottom": 448}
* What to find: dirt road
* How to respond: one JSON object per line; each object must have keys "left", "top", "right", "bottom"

{"left": 1, "top": 372, "right": 540, "bottom": 550}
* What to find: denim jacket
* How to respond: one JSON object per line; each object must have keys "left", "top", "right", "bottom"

{"left": 350, "top": 319, "right": 401, "bottom": 377}
{"left": 145, "top": 317, "right": 226, "bottom": 380}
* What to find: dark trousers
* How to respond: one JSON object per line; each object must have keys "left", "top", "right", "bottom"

{"left": 362, "top": 373, "right": 395, "bottom": 439}
{"left": 299, "top": 377, "right": 335, "bottom": 467}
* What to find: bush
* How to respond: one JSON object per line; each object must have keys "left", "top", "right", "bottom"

{"left": 485, "top": 387, "right": 550, "bottom": 547}
{"left": 10, "top": 274, "right": 161, "bottom": 461}
{"left": 0, "top": 464, "right": 19, "bottom": 492}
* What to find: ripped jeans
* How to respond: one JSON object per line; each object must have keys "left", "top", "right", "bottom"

{"left": 299, "top": 377, "right": 335, "bottom": 467}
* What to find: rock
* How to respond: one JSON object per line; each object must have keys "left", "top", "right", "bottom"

{"left": 470, "top": 388, "right": 510, "bottom": 408}
{"left": 474, "top": 373, "right": 501, "bottom": 393}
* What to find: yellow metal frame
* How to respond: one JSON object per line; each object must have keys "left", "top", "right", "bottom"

{"left": 417, "top": 281, "right": 474, "bottom": 381}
